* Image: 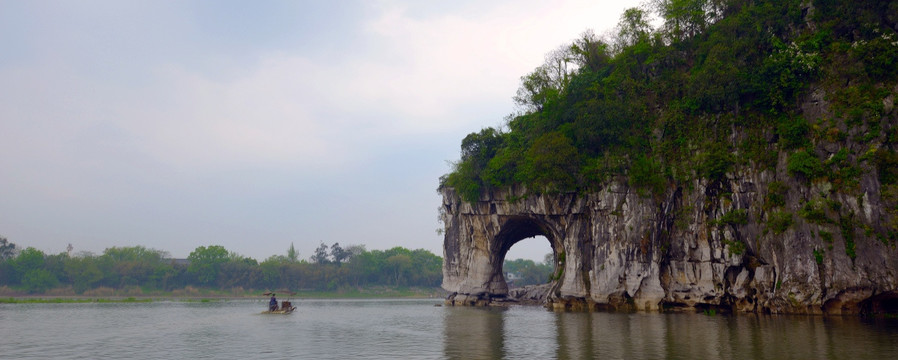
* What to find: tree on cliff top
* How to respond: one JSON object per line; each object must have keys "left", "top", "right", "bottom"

{"left": 442, "top": 0, "right": 898, "bottom": 207}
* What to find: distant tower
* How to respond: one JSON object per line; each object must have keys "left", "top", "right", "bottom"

{"left": 66, "top": 243, "right": 73, "bottom": 257}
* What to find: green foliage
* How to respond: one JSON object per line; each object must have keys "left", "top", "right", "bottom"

{"left": 187, "top": 245, "right": 230, "bottom": 285}
{"left": 776, "top": 116, "right": 810, "bottom": 149}
{"left": 813, "top": 249, "right": 824, "bottom": 264}
{"left": 716, "top": 209, "right": 749, "bottom": 226}
{"left": 761, "top": 36, "right": 822, "bottom": 112}
{"left": 724, "top": 239, "right": 746, "bottom": 256}
{"left": 616, "top": 7, "right": 653, "bottom": 48}
{"left": 502, "top": 258, "right": 553, "bottom": 286}
{"left": 444, "top": 159, "right": 483, "bottom": 203}
{"left": 520, "top": 131, "right": 580, "bottom": 193}
{"left": 22, "top": 269, "right": 59, "bottom": 294}
{"left": 2, "top": 242, "right": 441, "bottom": 294}
{"left": 787, "top": 150, "right": 823, "bottom": 179}
{"left": 286, "top": 243, "right": 298, "bottom": 262}
{"left": 652, "top": 0, "right": 725, "bottom": 41}
{"left": 10, "top": 247, "right": 46, "bottom": 280}
{"left": 799, "top": 199, "right": 831, "bottom": 224}
{"left": 441, "top": 0, "right": 835, "bottom": 202}
{"left": 629, "top": 154, "right": 667, "bottom": 197}
{"left": 0, "top": 236, "right": 16, "bottom": 261}
{"left": 767, "top": 211, "right": 794, "bottom": 234}
{"left": 819, "top": 231, "right": 834, "bottom": 244}
{"left": 824, "top": 148, "right": 861, "bottom": 191}
{"left": 103, "top": 246, "right": 166, "bottom": 263}
{"left": 840, "top": 216, "right": 857, "bottom": 259}
{"left": 765, "top": 181, "right": 789, "bottom": 209}
{"left": 443, "top": 127, "right": 505, "bottom": 202}
{"left": 311, "top": 242, "right": 331, "bottom": 264}
{"left": 874, "top": 149, "right": 898, "bottom": 185}
{"left": 64, "top": 256, "right": 103, "bottom": 293}
{"left": 702, "top": 146, "right": 734, "bottom": 181}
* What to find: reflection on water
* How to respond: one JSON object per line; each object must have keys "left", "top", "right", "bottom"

{"left": 545, "top": 310, "right": 898, "bottom": 360}
{"left": 2, "top": 299, "right": 897, "bottom": 359}
{"left": 440, "top": 305, "right": 898, "bottom": 359}
{"left": 443, "top": 307, "right": 505, "bottom": 359}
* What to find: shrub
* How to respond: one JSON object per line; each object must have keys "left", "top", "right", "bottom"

{"left": 874, "top": 149, "right": 898, "bottom": 185}
{"left": 724, "top": 239, "right": 746, "bottom": 256}
{"left": 840, "top": 216, "right": 857, "bottom": 259}
{"left": 716, "top": 209, "right": 749, "bottom": 226}
{"left": 799, "top": 199, "right": 830, "bottom": 224}
{"left": 777, "top": 116, "right": 810, "bottom": 149}
{"left": 765, "top": 181, "right": 789, "bottom": 209}
{"left": 628, "top": 155, "right": 667, "bottom": 197}
{"left": 767, "top": 211, "right": 794, "bottom": 234}
{"left": 787, "top": 150, "right": 823, "bottom": 179}
{"left": 703, "top": 146, "right": 734, "bottom": 181}
{"left": 813, "top": 249, "right": 824, "bottom": 264}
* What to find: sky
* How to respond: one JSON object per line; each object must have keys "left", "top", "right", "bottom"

{"left": 0, "top": 0, "right": 645, "bottom": 262}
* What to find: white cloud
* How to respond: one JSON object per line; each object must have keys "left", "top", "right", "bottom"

{"left": 0, "top": 0, "right": 644, "bottom": 260}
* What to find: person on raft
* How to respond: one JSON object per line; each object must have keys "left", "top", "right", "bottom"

{"left": 269, "top": 294, "right": 278, "bottom": 311}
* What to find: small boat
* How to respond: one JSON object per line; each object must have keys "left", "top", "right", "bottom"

{"left": 261, "top": 291, "right": 297, "bottom": 314}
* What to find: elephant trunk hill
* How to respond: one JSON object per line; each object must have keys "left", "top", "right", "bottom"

{"left": 438, "top": 0, "right": 898, "bottom": 315}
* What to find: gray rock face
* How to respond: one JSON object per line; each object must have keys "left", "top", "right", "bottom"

{"left": 440, "top": 173, "right": 898, "bottom": 313}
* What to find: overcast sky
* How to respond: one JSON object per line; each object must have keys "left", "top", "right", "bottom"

{"left": 0, "top": 0, "right": 644, "bottom": 262}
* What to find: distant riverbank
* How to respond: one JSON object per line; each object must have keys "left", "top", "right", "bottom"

{"left": 0, "top": 285, "right": 448, "bottom": 302}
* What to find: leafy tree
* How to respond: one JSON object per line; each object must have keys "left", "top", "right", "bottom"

{"left": 10, "top": 247, "right": 46, "bottom": 280}
{"left": 22, "top": 268, "right": 59, "bottom": 293}
{"left": 287, "top": 243, "right": 299, "bottom": 262}
{"left": 629, "top": 154, "right": 667, "bottom": 196}
{"left": 102, "top": 246, "right": 167, "bottom": 263}
{"left": 503, "top": 258, "right": 553, "bottom": 286}
{"left": 331, "top": 243, "right": 350, "bottom": 265}
{"left": 787, "top": 150, "right": 823, "bottom": 180}
{"left": 521, "top": 131, "right": 580, "bottom": 193}
{"left": 616, "top": 7, "right": 654, "bottom": 50}
{"left": 0, "top": 236, "right": 16, "bottom": 260}
{"left": 569, "top": 30, "right": 612, "bottom": 73}
{"left": 310, "top": 242, "right": 331, "bottom": 264}
{"left": 652, "top": 0, "right": 724, "bottom": 41}
{"left": 385, "top": 253, "right": 413, "bottom": 286}
{"left": 187, "top": 245, "right": 230, "bottom": 285}
{"left": 702, "top": 145, "right": 733, "bottom": 181}
{"left": 98, "top": 246, "right": 170, "bottom": 288}
{"left": 9, "top": 247, "right": 59, "bottom": 293}
{"left": 64, "top": 255, "right": 103, "bottom": 293}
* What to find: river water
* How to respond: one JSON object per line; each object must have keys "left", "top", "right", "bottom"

{"left": 2, "top": 298, "right": 898, "bottom": 359}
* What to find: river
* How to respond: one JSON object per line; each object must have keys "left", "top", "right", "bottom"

{"left": 2, "top": 298, "right": 897, "bottom": 359}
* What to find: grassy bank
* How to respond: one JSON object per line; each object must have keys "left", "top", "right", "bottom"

{"left": 0, "top": 285, "right": 447, "bottom": 302}
{"left": 0, "top": 297, "right": 154, "bottom": 304}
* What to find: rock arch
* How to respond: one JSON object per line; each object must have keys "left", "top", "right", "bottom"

{"left": 439, "top": 179, "right": 898, "bottom": 313}
{"left": 440, "top": 186, "right": 597, "bottom": 308}
{"left": 495, "top": 217, "right": 559, "bottom": 266}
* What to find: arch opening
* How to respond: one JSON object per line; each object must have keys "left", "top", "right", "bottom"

{"left": 493, "top": 217, "right": 559, "bottom": 294}
{"left": 503, "top": 235, "right": 554, "bottom": 288}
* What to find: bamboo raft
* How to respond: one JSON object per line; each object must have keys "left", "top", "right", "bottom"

{"left": 261, "top": 292, "right": 297, "bottom": 314}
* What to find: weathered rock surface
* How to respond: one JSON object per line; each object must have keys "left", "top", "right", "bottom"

{"left": 508, "top": 284, "right": 552, "bottom": 305}
{"left": 440, "top": 173, "right": 898, "bottom": 314}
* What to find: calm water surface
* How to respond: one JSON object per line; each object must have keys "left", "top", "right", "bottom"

{"left": 2, "top": 298, "right": 898, "bottom": 359}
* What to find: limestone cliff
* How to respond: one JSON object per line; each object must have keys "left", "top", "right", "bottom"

{"left": 440, "top": 155, "right": 898, "bottom": 314}
{"left": 438, "top": 1, "right": 898, "bottom": 315}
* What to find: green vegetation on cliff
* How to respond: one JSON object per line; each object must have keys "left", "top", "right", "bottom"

{"left": 442, "top": 0, "right": 898, "bottom": 211}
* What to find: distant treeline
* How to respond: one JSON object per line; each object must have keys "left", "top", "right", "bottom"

{"left": 0, "top": 236, "right": 443, "bottom": 294}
